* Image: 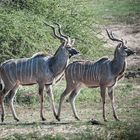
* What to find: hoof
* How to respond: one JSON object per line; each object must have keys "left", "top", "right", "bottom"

{"left": 114, "top": 115, "right": 120, "bottom": 121}
{"left": 1, "top": 115, "right": 4, "bottom": 122}
{"left": 41, "top": 117, "right": 46, "bottom": 121}
{"left": 1, "top": 117, "right": 4, "bottom": 122}
{"left": 15, "top": 118, "right": 19, "bottom": 122}
{"left": 75, "top": 116, "right": 80, "bottom": 121}
{"left": 55, "top": 116, "right": 60, "bottom": 121}
{"left": 115, "top": 118, "right": 120, "bottom": 121}
{"left": 104, "top": 119, "right": 107, "bottom": 122}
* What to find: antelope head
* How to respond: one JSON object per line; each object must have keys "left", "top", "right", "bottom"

{"left": 44, "top": 22, "right": 79, "bottom": 58}
{"left": 106, "top": 29, "right": 135, "bottom": 57}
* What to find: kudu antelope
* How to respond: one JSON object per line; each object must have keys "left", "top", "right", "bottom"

{"left": 56, "top": 30, "right": 135, "bottom": 121}
{"left": 0, "top": 23, "right": 79, "bottom": 122}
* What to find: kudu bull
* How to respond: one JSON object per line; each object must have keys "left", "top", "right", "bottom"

{"left": 0, "top": 23, "right": 79, "bottom": 122}
{"left": 56, "top": 30, "right": 135, "bottom": 121}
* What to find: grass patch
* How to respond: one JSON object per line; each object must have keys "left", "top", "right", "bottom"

{"left": 105, "top": 121, "right": 140, "bottom": 140}
{"left": 3, "top": 133, "right": 65, "bottom": 140}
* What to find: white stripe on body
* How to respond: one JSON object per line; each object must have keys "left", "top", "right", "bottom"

{"left": 79, "top": 63, "right": 82, "bottom": 81}
{"left": 36, "top": 57, "right": 39, "bottom": 75}
{"left": 27, "top": 59, "right": 30, "bottom": 80}
{"left": 85, "top": 63, "right": 89, "bottom": 82}
{"left": 24, "top": 60, "right": 28, "bottom": 82}
{"left": 89, "top": 64, "right": 92, "bottom": 81}
{"left": 29, "top": 59, "right": 33, "bottom": 82}
{"left": 15, "top": 60, "right": 18, "bottom": 81}
{"left": 20, "top": 61, "right": 23, "bottom": 82}
{"left": 3, "top": 65, "right": 13, "bottom": 86}
{"left": 82, "top": 62, "right": 85, "bottom": 82}
{"left": 8, "top": 63, "right": 15, "bottom": 84}
{"left": 71, "top": 64, "right": 74, "bottom": 83}
{"left": 95, "top": 64, "right": 98, "bottom": 81}
{"left": 92, "top": 65, "right": 95, "bottom": 81}
{"left": 96, "top": 63, "right": 99, "bottom": 81}
{"left": 73, "top": 63, "right": 77, "bottom": 82}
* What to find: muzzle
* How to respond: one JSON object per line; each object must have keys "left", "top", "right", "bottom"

{"left": 126, "top": 48, "right": 135, "bottom": 56}
{"left": 69, "top": 48, "right": 79, "bottom": 58}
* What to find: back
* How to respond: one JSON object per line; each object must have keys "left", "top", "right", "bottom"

{"left": 65, "top": 57, "right": 110, "bottom": 86}
{"left": 1, "top": 54, "right": 51, "bottom": 85}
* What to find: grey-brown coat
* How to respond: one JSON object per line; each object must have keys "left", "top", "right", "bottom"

{"left": 56, "top": 30, "right": 135, "bottom": 121}
{"left": 0, "top": 23, "right": 79, "bottom": 122}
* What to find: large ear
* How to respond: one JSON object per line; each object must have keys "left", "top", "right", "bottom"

{"left": 71, "top": 39, "right": 75, "bottom": 46}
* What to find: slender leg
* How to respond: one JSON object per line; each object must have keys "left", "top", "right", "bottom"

{"left": 46, "top": 85, "right": 57, "bottom": 118}
{"left": 56, "top": 86, "right": 73, "bottom": 121}
{"left": 108, "top": 87, "right": 119, "bottom": 121}
{"left": 69, "top": 89, "right": 80, "bottom": 120}
{"left": 0, "top": 88, "right": 11, "bottom": 122}
{"left": 38, "top": 84, "right": 45, "bottom": 121}
{"left": 7, "top": 87, "right": 19, "bottom": 121}
{"left": 0, "top": 95, "right": 5, "bottom": 122}
{"left": 100, "top": 86, "right": 107, "bottom": 121}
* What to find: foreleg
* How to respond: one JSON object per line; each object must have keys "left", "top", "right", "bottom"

{"left": 7, "top": 86, "right": 19, "bottom": 121}
{"left": 46, "top": 85, "right": 57, "bottom": 118}
{"left": 69, "top": 89, "right": 80, "bottom": 120}
{"left": 108, "top": 87, "right": 119, "bottom": 121}
{"left": 100, "top": 86, "right": 107, "bottom": 121}
{"left": 56, "top": 86, "right": 73, "bottom": 121}
{"left": 38, "top": 84, "right": 45, "bottom": 121}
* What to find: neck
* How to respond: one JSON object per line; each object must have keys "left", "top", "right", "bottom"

{"left": 50, "top": 48, "right": 69, "bottom": 77}
{"left": 111, "top": 51, "right": 126, "bottom": 76}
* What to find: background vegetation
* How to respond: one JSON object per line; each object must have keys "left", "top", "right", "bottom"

{"left": 1, "top": 0, "right": 139, "bottom": 62}
{"left": 0, "top": 0, "right": 140, "bottom": 140}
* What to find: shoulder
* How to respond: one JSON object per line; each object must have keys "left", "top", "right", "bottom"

{"left": 1, "top": 59, "right": 15, "bottom": 66}
{"left": 31, "top": 52, "right": 47, "bottom": 58}
{"left": 97, "top": 57, "right": 109, "bottom": 62}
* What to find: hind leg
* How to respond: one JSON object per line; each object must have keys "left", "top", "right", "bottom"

{"left": 108, "top": 87, "right": 119, "bottom": 121}
{"left": 38, "top": 84, "right": 46, "bottom": 121}
{"left": 0, "top": 94, "right": 5, "bottom": 122}
{"left": 100, "top": 86, "right": 107, "bottom": 121}
{"left": 7, "top": 86, "right": 19, "bottom": 121}
{"left": 56, "top": 84, "right": 74, "bottom": 121}
{"left": 0, "top": 88, "right": 11, "bottom": 122}
{"left": 69, "top": 88, "right": 80, "bottom": 120}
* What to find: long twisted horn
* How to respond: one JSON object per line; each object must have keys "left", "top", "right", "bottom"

{"left": 106, "top": 29, "right": 123, "bottom": 43}
{"left": 44, "top": 22, "right": 67, "bottom": 42}
{"left": 54, "top": 23, "right": 71, "bottom": 44}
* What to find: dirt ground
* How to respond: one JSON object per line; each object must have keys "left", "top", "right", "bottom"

{"left": 0, "top": 24, "right": 140, "bottom": 139}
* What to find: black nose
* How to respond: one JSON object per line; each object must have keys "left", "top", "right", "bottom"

{"left": 69, "top": 49, "right": 79, "bottom": 58}
{"left": 126, "top": 48, "right": 135, "bottom": 56}
{"left": 73, "top": 50, "right": 79, "bottom": 55}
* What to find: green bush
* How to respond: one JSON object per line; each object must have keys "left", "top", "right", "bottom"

{"left": 0, "top": 0, "right": 110, "bottom": 63}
